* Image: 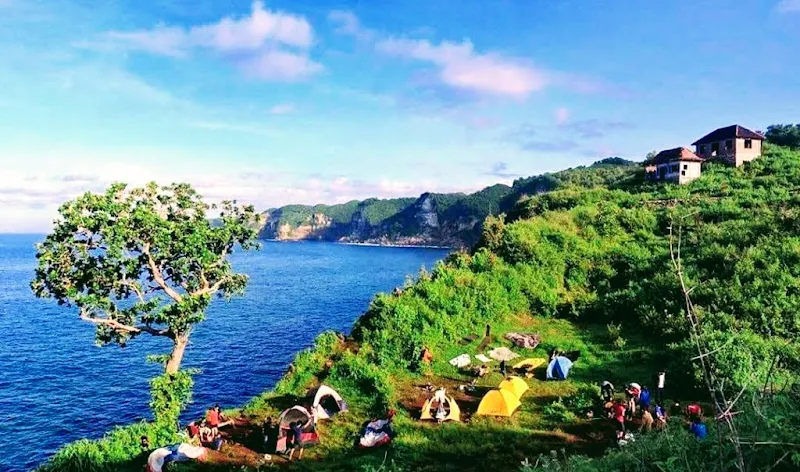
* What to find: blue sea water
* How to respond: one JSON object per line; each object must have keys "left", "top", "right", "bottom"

{"left": 0, "top": 234, "right": 447, "bottom": 472}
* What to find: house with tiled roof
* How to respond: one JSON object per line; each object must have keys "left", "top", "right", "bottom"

{"left": 692, "top": 124, "right": 765, "bottom": 167}
{"left": 645, "top": 147, "right": 704, "bottom": 184}
{"left": 646, "top": 124, "right": 765, "bottom": 185}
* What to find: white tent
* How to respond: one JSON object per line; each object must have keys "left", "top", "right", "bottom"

{"left": 308, "top": 385, "right": 348, "bottom": 421}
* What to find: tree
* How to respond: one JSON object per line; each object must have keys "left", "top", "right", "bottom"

{"left": 765, "top": 124, "right": 800, "bottom": 149}
{"left": 31, "top": 182, "right": 259, "bottom": 375}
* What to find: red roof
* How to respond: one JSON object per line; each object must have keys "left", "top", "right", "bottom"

{"left": 649, "top": 147, "right": 704, "bottom": 164}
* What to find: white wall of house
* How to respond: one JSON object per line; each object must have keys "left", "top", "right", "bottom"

{"left": 678, "top": 161, "right": 702, "bottom": 184}
{"left": 734, "top": 138, "right": 762, "bottom": 166}
{"left": 655, "top": 160, "right": 701, "bottom": 184}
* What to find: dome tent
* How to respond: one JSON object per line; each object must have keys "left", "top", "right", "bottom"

{"left": 420, "top": 388, "right": 461, "bottom": 422}
{"left": 546, "top": 356, "right": 573, "bottom": 380}
{"left": 476, "top": 389, "right": 521, "bottom": 417}
{"left": 275, "top": 406, "right": 319, "bottom": 454}
{"left": 498, "top": 376, "right": 529, "bottom": 399}
{"left": 307, "top": 384, "right": 348, "bottom": 421}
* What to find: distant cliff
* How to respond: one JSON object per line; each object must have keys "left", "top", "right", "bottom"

{"left": 258, "top": 158, "right": 639, "bottom": 247}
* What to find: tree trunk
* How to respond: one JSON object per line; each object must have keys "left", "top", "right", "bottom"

{"left": 165, "top": 334, "right": 189, "bottom": 374}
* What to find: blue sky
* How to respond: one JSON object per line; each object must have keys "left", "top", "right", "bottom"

{"left": 0, "top": 0, "right": 798, "bottom": 232}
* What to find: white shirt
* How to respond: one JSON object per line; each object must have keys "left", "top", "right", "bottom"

{"left": 658, "top": 373, "right": 665, "bottom": 388}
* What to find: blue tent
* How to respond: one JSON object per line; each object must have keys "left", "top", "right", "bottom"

{"left": 546, "top": 356, "right": 573, "bottom": 380}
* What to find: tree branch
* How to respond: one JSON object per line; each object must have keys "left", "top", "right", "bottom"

{"left": 121, "top": 279, "right": 145, "bottom": 304}
{"left": 80, "top": 308, "right": 169, "bottom": 337}
{"left": 194, "top": 277, "right": 230, "bottom": 297}
{"left": 142, "top": 243, "right": 183, "bottom": 302}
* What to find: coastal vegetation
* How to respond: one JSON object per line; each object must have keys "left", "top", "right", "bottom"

{"left": 31, "top": 182, "right": 259, "bottom": 431}
{"left": 35, "top": 143, "right": 800, "bottom": 471}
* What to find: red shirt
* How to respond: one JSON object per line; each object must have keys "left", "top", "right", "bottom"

{"left": 207, "top": 409, "right": 220, "bottom": 427}
{"left": 613, "top": 403, "right": 626, "bottom": 421}
{"left": 687, "top": 404, "right": 702, "bottom": 416}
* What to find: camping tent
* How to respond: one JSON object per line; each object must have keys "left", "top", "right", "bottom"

{"left": 513, "top": 358, "right": 546, "bottom": 370}
{"left": 275, "top": 406, "right": 319, "bottom": 454}
{"left": 498, "top": 376, "right": 529, "bottom": 399}
{"left": 476, "top": 389, "right": 521, "bottom": 417}
{"left": 420, "top": 389, "right": 461, "bottom": 422}
{"left": 307, "top": 385, "right": 348, "bottom": 421}
{"left": 146, "top": 444, "right": 206, "bottom": 472}
{"left": 546, "top": 356, "right": 573, "bottom": 380}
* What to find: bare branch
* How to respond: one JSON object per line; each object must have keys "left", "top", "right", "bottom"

{"left": 79, "top": 308, "right": 169, "bottom": 337}
{"left": 193, "top": 277, "right": 230, "bottom": 297}
{"left": 142, "top": 243, "right": 183, "bottom": 302}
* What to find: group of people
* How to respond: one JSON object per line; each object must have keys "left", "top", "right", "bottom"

{"left": 601, "top": 371, "right": 707, "bottom": 443}
{"left": 185, "top": 404, "right": 234, "bottom": 451}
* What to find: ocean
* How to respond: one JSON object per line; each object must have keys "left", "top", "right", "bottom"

{"left": 0, "top": 234, "right": 447, "bottom": 471}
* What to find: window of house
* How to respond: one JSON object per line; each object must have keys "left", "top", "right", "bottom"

{"left": 712, "top": 142, "right": 720, "bottom": 153}
{"left": 725, "top": 140, "right": 733, "bottom": 150}
{"left": 745, "top": 139, "right": 752, "bottom": 149}
{"left": 699, "top": 145, "right": 706, "bottom": 154}
{"left": 670, "top": 164, "right": 678, "bottom": 173}
{"left": 681, "top": 170, "right": 686, "bottom": 176}
{"left": 683, "top": 164, "right": 688, "bottom": 170}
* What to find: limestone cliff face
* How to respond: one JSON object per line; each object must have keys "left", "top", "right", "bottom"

{"left": 260, "top": 211, "right": 336, "bottom": 240}
{"left": 258, "top": 193, "right": 475, "bottom": 247}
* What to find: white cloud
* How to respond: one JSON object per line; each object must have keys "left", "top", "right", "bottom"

{"left": 0, "top": 154, "right": 486, "bottom": 232}
{"left": 376, "top": 37, "right": 546, "bottom": 98}
{"left": 269, "top": 103, "right": 295, "bottom": 115}
{"left": 236, "top": 50, "right": 322, "bottom": 81}
{"left": 776, "top": 0, "right": 800, "bottom": 12}
{"left": 554, "top": 107, "right": 570, "bottom": 125}
{"left": 104, "top": 1, "right": 320, "bottom": 81}
{"left": 328, "top": 10, "right": 375, "bottom": 41}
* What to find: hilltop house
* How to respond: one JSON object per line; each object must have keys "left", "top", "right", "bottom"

{"left": 646, "top": 124, "right": 765, "bottom": 184}
{"left": 645, "top": 147, "right": 704, "bottom": 184}
{"left": 692, "top": 125, "right": 765, "bottom": 167}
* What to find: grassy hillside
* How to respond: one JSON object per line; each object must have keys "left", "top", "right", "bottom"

{"left": 40, "top": 147, "right": 800, "bottom": 472}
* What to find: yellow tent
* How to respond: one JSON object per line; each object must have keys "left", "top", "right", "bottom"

{"left": 513, "top": 358, "right": 546, "bottom": 370}
{"left": 498, "top": 376, "right": 529, "bottom": 399}
{"left": 420, "top": 394, "right": 461, "bottom": 422}
{"left": 513, "top": 358, "right": 546, "bottom": 378}
{"left": 476, "top": 389, "right": 521, "bottom": 417}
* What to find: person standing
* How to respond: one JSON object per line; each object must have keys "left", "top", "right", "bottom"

{"left": 656, "top": 371, "right": 666, "bottom": 405}
{"left": 499, "top": 360, "right": 507, "bottom": 377}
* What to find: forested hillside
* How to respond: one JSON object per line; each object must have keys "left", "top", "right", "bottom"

{"left": 258, "top": 158, "right": 639, "bottom": 247}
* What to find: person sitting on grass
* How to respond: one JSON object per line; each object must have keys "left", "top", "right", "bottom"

{"left": 477, "top": 364, "right": 489, "bottom": 378}
{"left": 186, "top": 421, "right": 200, "bottom": 444}
{"left": 655, "top": 404, "right": 667, "bottom": 428}
{"left": 206, "top": 404, "right": 234, "bottom": 436}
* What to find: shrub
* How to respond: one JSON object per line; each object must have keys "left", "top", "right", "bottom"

{"left": 542, "top": 398, "right": 577, "bottom": 423}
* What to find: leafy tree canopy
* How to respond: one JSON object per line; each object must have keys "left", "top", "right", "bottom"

{"left": 765, "top": 123, "right": 800, "bottom": 149}
{"left": 31, "top": 182, "right": 259, "bottom": 373}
